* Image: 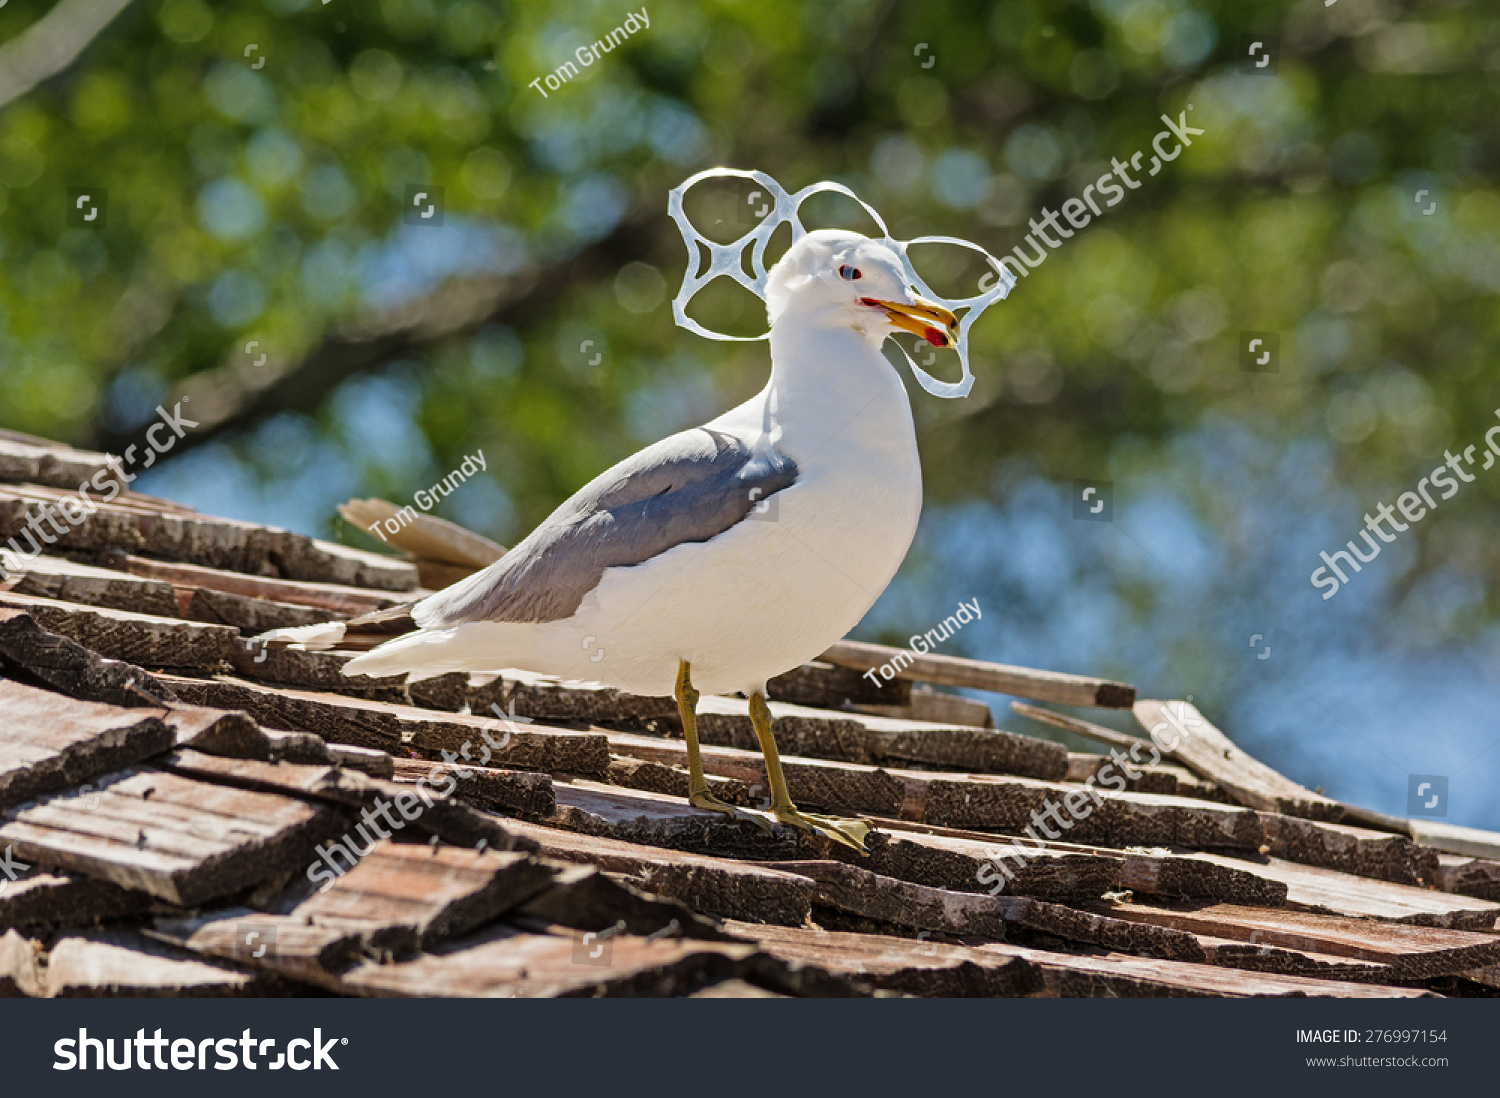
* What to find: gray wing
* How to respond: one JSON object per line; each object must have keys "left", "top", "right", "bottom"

{"left": 415, "top": 426, "right": 798, "bottom": 628}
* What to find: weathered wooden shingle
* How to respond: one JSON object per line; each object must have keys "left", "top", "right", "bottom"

{"left": 1097, "top": 901, "right": 1500, "bottom": 979}
{"left": 160, "top": 674, "right": 611, "bottom": 779}
{"left": 0, "top": 609, "right": 177, "bottom": 708}
{"left": 333, "top": 925, "right": 766, "bottom": 998}
{"left": 159, "top": 749, "right": 537, "bottom": 855}
{"left": 0, "top": 767, "right": 341, "bottom": 906}
{"left": 46, "top": 930, "right": 281, "bottom": 997}
{"left": 289, "top": 842, "right": 554, "bottom": 952}
{"left": 0, "top": 680, "right": 176, "bottom": 809}
{"left": 0, "top": 591, "right": 239, "bottom": 668}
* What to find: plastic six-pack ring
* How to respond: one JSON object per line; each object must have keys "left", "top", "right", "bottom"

{"left": 667, "top": 167, "right": 1017, "bottom": 399}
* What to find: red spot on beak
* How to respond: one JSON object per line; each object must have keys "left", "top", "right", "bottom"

{"left": 923, "top": 327, "right": 946, "bottom": 347}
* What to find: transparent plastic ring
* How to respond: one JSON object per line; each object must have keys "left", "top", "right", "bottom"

{"left": 667, "top": 167, "right": 1016, "bottom": 399}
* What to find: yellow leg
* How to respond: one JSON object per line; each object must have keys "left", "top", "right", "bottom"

{"left": 676, "top": 661, "right": 774, "bottom": 834}
{"left": 749, "top": 690, "right": 872, "bottom": 855}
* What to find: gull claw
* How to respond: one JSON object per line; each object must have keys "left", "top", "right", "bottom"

{"left": 772, "top": 806, "right": 873, "bottom": 856}
{"left": 689, "top": 791, "right": 778, "bottom": 835}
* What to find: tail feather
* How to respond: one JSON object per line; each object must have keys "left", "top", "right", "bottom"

{"left": 342, "top": 621, "right": 534, "bottom": 682}
{"left": 256, "top": 621, "right": 349, "bottom": 651}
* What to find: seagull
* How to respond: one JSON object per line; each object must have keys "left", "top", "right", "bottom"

{"left": 282, "top": 229, "right": 958, "bottom": 854}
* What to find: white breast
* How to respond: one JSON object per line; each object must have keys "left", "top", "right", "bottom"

{"left": 541, "top": 325, "right": 924, "bottom": 696}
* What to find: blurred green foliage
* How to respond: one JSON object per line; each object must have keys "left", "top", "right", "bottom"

{"left": 0, "top": 0, "right": 1496, "bottom": 621}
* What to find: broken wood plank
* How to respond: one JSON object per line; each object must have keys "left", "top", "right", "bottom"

{"left": 159, "top": 749, "right": 537, "bottom": 856}
{"left": 502, "top": 818, "right": 815, "bottom": 926}
{"left": 820, "top": 638, "right": 1135, "bottom": 708}
{"left": 1064, "top": 750, "right": 1227, "bottom": 800}
{"left": 0, "top": 436, "right": 116, "bottom": 493}
{"left": 157, "top": 674, "right": 612, "bottom": 779}
{"left": 767, "top": 659, "right": 909, "bottom": 709}
{"left": 694, "top": 695, "right": 1069, "bottom": 779}
{"left": 515, "top": 863, "right": 731, "bottom": 941}
{"left": 0, "top": 767, "right": 341, "bottom": 906}
{"left": 0, "top": 486, "right": 419, "bottom": 591}
{"left": 222, "top": 655, "right": 682, "bottom": 735}
{"left": 325, "top": 743, "right": 394, "bottom": 778}
{"left": 0, "top": 609, "right": 178, "bottom": 708}
{"left": 849, "top": 823, "right": 1122, "bottom": 904}
{"left": 46, "top": 929, "right": 279, "bottom": 997}
{"left": 856, "top": 685, "right": 994, "bottom": 728}
{"left": 777, "top": 859, "right": 1207, "bottom": 962}
{"left": 606, "top": 730, "right": 909, "bottom": 819}
{"left": 1013, "top": 700, "right": 1139, "bottom": 749}
{"left": 0, "top": 872, "right": 153, "bottom": 932}
{"left": 1114, "top": 848, "right": 1290, "bottom": 907}
{"left": 157, "top": 909, "right": 364, "bottom": 979}
{"left": 1181, "top": 851, "right": 1500, "bottom": 930}
{"left": 1133, "top": 699, "right": 1344, "bottom": 821}
{"left": 1096, "top": 901, "right": 1500, "bottom": 980}
{"left": 606, "top": 754, "right": 751, "bottom": 808}
{"left": 865, "top": 817, "right": 1287, "bottom": 906}
{"left": 0, "top": 679, "right": 176, "bottom": 809}
{"left": 116, "top": 554, "right": 408, "bottom": 616}
{"left": 339, "top": 498, "right": 504, "bottom": 590}
{"left": 551, "top": 781, "right": 800, "bottom": 861}
{"left": 288, "top": 842, "right": 554, "bottom": 953}
{"left": 966, "top": 940, "right": 1432, "bottom": 998}
{"left": 1435, "top": 853, "right": 1500, "bottom": 902}
{"left": 391, "top": 758, "right": 554, "bottom": 817}
{"left": 921, "top": 775, "right": 1265, "bottom": 850}
{"left": 340, "top": 499, "right": 505, "bottom": 569}
{"left": 1407, "top": 819, "right": 1500, "bottom": 862}
{"left": 160, "top": 705, "right": 271, "bottom": 758}
{"left": 722, "top": 920, "right": 1044, "bottom": 997}
{"left": 0, "top": 590, "right": 239, "bottom": 669}
{"left": 185, "top": 587, "right": 334, "bottom": 633}
{"left": 332, "top": 925, "right": 767, "bottom": 998}
{"left": 1339, "top": 802, "right": 1500, "bottom": 861}
{"left": 735, "top": 916, "right": 1418, "bottom": 997}
{"left": 290, "top": 538, "right": 421, "bottom": 592}
{"left": 1260, "top": 813, "right": 1439, "bottom": 886}
{"left": 0, "top": 929, "right": 43, "bottom": 997}
{"left": 0, "top": 553, "right": 180, "bottom": 617}
{"left": 1183, "top": 934, "right": 1400, "bottom": 984}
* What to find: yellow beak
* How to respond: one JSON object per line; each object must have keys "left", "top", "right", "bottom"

{"left": 861, "top": 294, "right": 959, "bottom": 348}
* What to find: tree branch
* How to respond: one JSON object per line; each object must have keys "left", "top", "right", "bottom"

{"left": 86, "top": 209, "right": 661, "bottom": 460}
{"left": 0, "top": 0, "right": 134, "bottom": 110}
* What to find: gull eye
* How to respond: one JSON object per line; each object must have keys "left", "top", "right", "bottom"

{"left": 839, "top": 265, "right": 862, "bottom": 281}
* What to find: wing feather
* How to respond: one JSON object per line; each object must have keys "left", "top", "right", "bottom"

{"left": 414, "top": 426, "right": 797, "bottom": 628}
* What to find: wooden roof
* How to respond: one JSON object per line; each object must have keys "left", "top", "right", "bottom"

{"left": 1, "top": 428, "right": 1498, "bottom": 998}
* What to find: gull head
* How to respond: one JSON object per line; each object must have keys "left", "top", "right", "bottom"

{"left": 765, "top": 229, "right": 958, "bottom": 350}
